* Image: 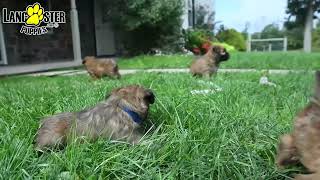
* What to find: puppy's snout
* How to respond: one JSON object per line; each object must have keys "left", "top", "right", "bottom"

{"left": 145, "top": 89, "right": 155, "bottom": 104}
{"left": 220, "top": 51, "right": 230, "bottom": 61}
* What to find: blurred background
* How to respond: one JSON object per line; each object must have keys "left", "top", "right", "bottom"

{"left": 0, "top": 0, "right": 319, "bottom": 75}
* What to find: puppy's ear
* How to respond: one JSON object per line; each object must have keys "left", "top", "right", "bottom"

{"left": 105, "top": 87, "right": 121, "bottom": 99}
{"left": 83, "top": 56, "right": 95, "bottom": 64}
{"left": 105, "top": 93, "right": 111, "bottom": 99}
{"left": 210, "top": 46, "right": 217, "bottom": 53}
{"left": 315, "top": 71, "right": 320, "bottom": 99}
{"left": 213, "top": 45, "right": 222, "bottom": 51}
{"left": 82, "top": 56, "right": 91, "bottom": 64}
{"left": 204, "top": 46, "right": 214, "bottom": 56}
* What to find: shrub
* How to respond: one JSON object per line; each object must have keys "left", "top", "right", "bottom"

{"left": 313, "top": 25, "right": 320, "bottom": 52}
{"left": 216, "top": 28, "right": 246, "bottom": 51}
{"left": 212, "top": 42, "right": 236, "bottom": 52}
{"left": 184, "top": 28, "right": 236, "bottom": 54}
{"left": 183, "top": 28, "right": 216, "bottom": 54}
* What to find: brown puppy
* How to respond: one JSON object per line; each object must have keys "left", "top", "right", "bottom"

{"left": 82, "top": 56, "right": 121, "bottom": 79}
{"left": 190, "top": 45, "right": 230, "bottom": 78}
{"left": 35, "top": 85, "right": 155, "bottom": 151}
{"left": 277, "top": 71, "right": 320, "bottom": 180}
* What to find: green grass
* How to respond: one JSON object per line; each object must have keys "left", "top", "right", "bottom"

{"left": 118, "top": 52, "right": 320, "bottom": 70}
{"left": 0, "top": 72, "right": 315, "bottom": 179}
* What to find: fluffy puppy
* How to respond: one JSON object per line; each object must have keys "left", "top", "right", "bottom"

{"left": 190, "top": 45, "right": 230, "bottom": 78}
{"left": 35, "top": 85, "right": 155, "bottom": 151}
{"left": 276, "top": 71, "right": 320, "bottom": 180}
{"left": 82, "top": 56, "right": 121, "bottom": 79}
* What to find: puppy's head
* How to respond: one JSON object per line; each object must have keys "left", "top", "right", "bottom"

{"left": 208, "top": 45, "right": 230, "bottom": 62}
{"left": 109, "top": 85, "right": 155, "bottom": 115}
{"left": 82, "top": 56, "right": 96, "bottom": 65}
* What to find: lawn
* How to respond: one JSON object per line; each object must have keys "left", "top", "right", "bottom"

{"left": 0, "top": 72, "right": 315, "bottom": 179}
{"left": 118, "top": 52, "right": 320, "bottom": 70}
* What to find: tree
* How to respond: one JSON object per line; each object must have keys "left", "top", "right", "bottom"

{"left": 285, "top": 27, "right": 304, "bottom": 50}
{"left": 286, "top": 0, "right": 320, "bottom": 52}
{"left": 260, "top": 24, "right": 284, "bottom": 39}
{"left": 249, "top": 24, "right": 286, "bottom": 51}
{"left": 251, "top": 32, "right": 261, "bottom": 39}
{"left": 195, "top": 5, "right": 215, "bottom": 31}
{"left": 241, "top": 22, "right": 250, "bottom": 40}
{"left": 103, "top": 0, "right": 184, "bottom": 55}
{"left": 312, "top": 21, "right": 320, "bottom": 51}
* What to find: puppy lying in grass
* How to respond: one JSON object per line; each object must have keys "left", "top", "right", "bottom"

{"left": 277, "top": 71, "right": 320, "bottom": 180}
{"left": 82, "top": 56, "right": 121, "bottom": 79}
{"left": 35, "top": 85, "right": 155, "bottom": 151}
{"left": 190, "top": 45, "right": 230, "bottom": 78}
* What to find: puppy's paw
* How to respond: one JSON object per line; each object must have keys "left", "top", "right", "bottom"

{"left": 276, "top": 134, "right": 299, "bottom": 167}
{"left": 294, "top": 173, "right": 320, "bottom": 180}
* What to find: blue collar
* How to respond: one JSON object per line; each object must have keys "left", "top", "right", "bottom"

{"left": 122, "top": 107, "right": 143, "bottom": 124}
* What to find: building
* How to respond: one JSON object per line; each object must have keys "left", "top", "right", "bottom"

{"left": 0, "top": 0, "right": 119, "bottom": 75}
{"left": 0, "top": 0, "right": 215, "bottom": 75}
{"left": 182, "top": 0, "right": 215, "bottom": 29}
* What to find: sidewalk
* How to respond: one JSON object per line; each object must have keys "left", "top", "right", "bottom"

{"left": 28, "top": 68, "right": 314, "bottom": 77}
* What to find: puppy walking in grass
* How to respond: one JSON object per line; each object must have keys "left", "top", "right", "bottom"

{"left": 35, "top": 85, "right": 155, "bottom": 151}
{"left": 277, "top": 71, "right": 320, "bottom": 180}
{"left": 82, "top": 56, "right": 121, "bottom": 79}
{"left": 190, "top": 45, "right": 230, "bottom": 78}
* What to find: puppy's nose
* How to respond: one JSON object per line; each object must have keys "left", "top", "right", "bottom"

{"left": 146, "top": 89, "right": 155, "bottom": 104}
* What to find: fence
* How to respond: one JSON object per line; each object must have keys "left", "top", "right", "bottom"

{"left": 246, "top": 34, "right": 288, "bottom": 52}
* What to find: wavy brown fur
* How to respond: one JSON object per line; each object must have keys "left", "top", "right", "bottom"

{"left": 190, "top": 45, "right": 230, "bottom": 78}
{"left": 35, "top": 85, "right": 155, "bottom": 151}
{"left": 277, "top": 71, "right": 320, "bottom": 180}
{"left": 83, "top": 56, "right": 121, "bottom": 79}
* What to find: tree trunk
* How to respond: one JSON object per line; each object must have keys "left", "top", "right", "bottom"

{"left": 304, "top": 1, "right": 313, "bottom": 53}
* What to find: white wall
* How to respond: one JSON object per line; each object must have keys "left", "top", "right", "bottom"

{"left": 181, "top": 0, "right": 190, "bottom": 29}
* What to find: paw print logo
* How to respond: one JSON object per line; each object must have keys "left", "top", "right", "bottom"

{"left": 25, "top": 3, "right": 44, "bottom": 26}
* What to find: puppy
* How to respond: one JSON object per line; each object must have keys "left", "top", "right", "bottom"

{"left": 35, "top": 85, "right": 155, "bottom": 151}
{"left": 190, "top": 45, "right": 230, "bottom": 78}
{"left": 276, "top": 71, "right": 320, "bottom": 180}
{"left": 82, "top": 56, "right": 121, "bottom": 79}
